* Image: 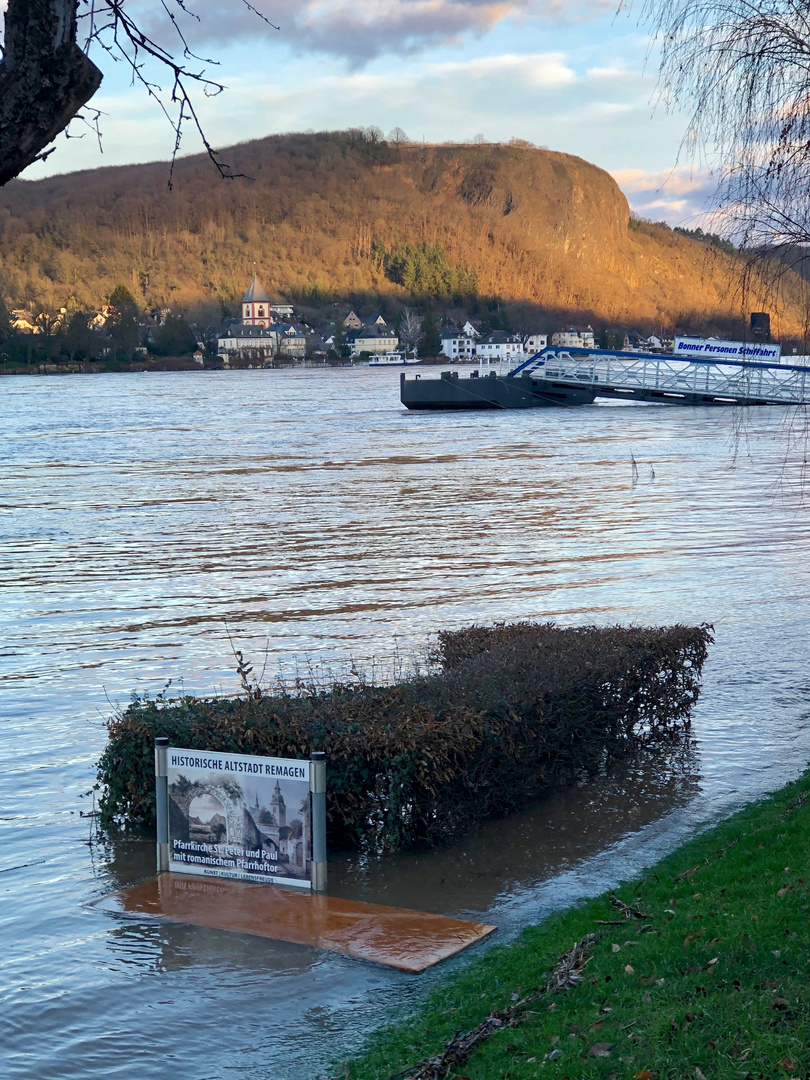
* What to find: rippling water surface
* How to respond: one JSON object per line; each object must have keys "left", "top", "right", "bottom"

{"left": 3, "top": 368, "right": 810, "bottom": 1079}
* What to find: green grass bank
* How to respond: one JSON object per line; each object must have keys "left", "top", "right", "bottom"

{"left": 339, "top": 769, "right": 810, "bottom": 1080}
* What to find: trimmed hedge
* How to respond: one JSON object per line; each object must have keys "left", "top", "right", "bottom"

{"left": 97, "top": 621, "right": 712, "bottom": 853}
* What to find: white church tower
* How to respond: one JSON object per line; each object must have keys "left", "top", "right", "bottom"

{"left": 241, "top": 275, "right": 272, "bottom": 327}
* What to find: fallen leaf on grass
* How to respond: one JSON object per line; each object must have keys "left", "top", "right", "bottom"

{"left": 777, "top": 886, "right": 790, "bottom": 897}
{"left": 612, "top": 943, "right": 621, "bottom": 953}
{"left": 695, "top": 1068, "right": 707, "bottom": 1080}
{"left": 624, "top": 965, "right": 635, "bottom": 974}
{"left": 633, "top": 1071, "right": 653, "bottom": 1080}
{"left": 590, "top": 1043, "right": 613, "bottom": 1058}
{"left": 780, "top": 1057, "right": 798, "bottom": 1070}
{"left": 772, "top": 997, "right": 790, "bottom": 1010}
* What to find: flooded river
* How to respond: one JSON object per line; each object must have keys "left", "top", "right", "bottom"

{"left": 3, "top": 368, "right": 810, "bottom": 1079}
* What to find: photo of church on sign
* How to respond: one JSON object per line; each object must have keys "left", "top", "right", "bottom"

{"left": 166, "top": 748, "right": 311, "bottom": 888}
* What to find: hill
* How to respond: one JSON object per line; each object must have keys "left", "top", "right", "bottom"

{"left": 0, "top": 130, "right": 806, "bottom": 336}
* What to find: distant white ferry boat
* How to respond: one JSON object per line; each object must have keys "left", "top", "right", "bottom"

{"left": 368, "top": 352, "right": 421, "bottom": 366}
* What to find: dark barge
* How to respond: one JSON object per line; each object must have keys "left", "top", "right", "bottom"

{"left": 400, "top": 370, "right": 596, "bottom": 410}
{"left": 400, "top": 346, "right": 810, "bottom": 410}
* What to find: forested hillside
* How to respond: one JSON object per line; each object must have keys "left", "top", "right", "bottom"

{"left": 0, "top": 130, "right": 806, "bottom": 335}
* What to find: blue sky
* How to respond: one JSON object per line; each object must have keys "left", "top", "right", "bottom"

{"left": 16, "top": 1, "right": 717, "bottom": 225}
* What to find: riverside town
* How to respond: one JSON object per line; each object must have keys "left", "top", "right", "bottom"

{"left": 7, "top": 7, "right": 810, "bottom": 1080}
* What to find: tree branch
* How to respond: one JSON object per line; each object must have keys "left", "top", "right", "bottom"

{"left": 0, "top": 0, "right": 103, "bottom": 186}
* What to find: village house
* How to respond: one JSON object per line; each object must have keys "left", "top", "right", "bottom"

{"left": 475, "top": 331, "right": 523, "bottom": 362}
{"left": 274, "top": 323, "right": 307, "bottom": 359}
{"left": 216, "top": 322, "right": 305, "bottom": 363}
{"left": 349, "top": 321, "right": 399, "bottom": 356}
{"left": 551, "top": 325, "right": 595, "bottom": 348}
{"left": 440, "top": 329, "right": 476, "bottom": 361}
{"left": 523, "top": 333, "right": 548, "bottom": 353}
{"left": 217, "top": 324, "right": 279, "bottom": 363}
{"left": 440, "top": 326, "right": 547, "bottom": 362}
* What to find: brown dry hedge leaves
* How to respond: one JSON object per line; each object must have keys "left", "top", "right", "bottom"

{"left": 97, "top": 621, "right": 712, "bottom": 853}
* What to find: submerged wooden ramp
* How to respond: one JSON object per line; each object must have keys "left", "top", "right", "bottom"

{"left": 92, "top": 873, "right": 496, "bottom": 972}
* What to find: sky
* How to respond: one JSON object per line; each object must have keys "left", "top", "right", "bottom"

{"left": 14, "top": 0, "right": 718, "bottom": 226}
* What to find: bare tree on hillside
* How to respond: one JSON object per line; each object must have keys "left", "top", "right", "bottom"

{"left": 0, "top": 0, "right": 278, "bottom": 188}
{"left": 387, "top": 127, "right": 410, "bottom": 146}
{"left": 398, "top": 307, "right": 423, "bottom": 356}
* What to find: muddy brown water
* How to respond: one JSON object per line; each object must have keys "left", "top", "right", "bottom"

{"left": 3, "top": 368, "right": 810, "bottom": 1079}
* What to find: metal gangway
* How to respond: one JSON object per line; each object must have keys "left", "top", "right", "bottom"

{"left": 509, "top": 347, "right": 810, "bottom": 406}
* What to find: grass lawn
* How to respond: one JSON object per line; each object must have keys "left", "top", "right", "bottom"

{"left": 340, "top": 769, "right": 810, "bottom": 1080}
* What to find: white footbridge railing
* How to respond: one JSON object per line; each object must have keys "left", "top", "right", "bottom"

{"left": 510, "top": 347, "right": 810, "bottom": 406}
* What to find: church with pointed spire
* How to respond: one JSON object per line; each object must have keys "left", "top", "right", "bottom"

{"left": 241, "top": 274, "right": 272, "bottom": 327}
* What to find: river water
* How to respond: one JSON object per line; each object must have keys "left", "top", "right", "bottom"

{"left": 3, "top": 367, "right": 810, "bottom": 1080}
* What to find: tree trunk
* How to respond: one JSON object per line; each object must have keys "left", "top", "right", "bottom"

{"left": 0, "top": 0, "right": 102, "bottom": 186}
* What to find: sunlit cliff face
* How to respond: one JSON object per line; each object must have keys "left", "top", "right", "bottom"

{"left": 2, "top": 132, "right": 804, "bottom": 334}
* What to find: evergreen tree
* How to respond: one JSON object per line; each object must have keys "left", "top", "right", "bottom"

{"left": 383, "top": 241, "right": 477, "bottom": 298}
{"left": 0, "top": 294, "right": 11, "bottom": 343}
{"left": 154, "top": 312, "right": 196, "bottom": 356}
{"left": 420, "top": 311, "right": 441, "bottom": 357}
{"left": 63, "top": 311, "right": 100, "bottom": 360}
{"left": 332, "top": 317, "right": 351, "bottom": 358}
{"left": 107, "top": 284, "right": 140, "bottom": 358}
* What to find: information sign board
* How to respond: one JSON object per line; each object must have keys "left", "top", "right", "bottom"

{"left": 166, "top": 747, "right": 312, "bottom": 888}
{"left": 674, "top": 337, "right": 782, "bottom": 362}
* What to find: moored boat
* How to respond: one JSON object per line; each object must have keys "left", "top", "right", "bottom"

{"left": 369, "top": 352, "right": 421, "bottom": 366}
{"left": 400, "top": 369, "right": 596, "bottom": 409}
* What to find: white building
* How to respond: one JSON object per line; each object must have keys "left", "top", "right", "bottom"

{"left": 217, "top": 323, "right": 306, "bottom": 362}
{"left": 440, "top": 331, "right": 476, "bottom": 361}
{"left": 551, "top": 325, "right": 595, "bottom": 348}
{"left": 475, "top": 332, "right": 523, "bottom": 361}
{"left": 218, "top": 324, "right": 279, "bottom": 361}
{"left": 523, "top": 333, "right": 548, "bottom": 353}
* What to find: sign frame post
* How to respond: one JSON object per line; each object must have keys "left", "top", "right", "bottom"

{"left": 310, "top": 751, "right": 327, "bottom": 893}
{"left": 155, "top": 736, "right": 169, "bottom": 874}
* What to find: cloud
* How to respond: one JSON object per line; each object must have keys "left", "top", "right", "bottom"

{"left": 22, "top": 30, "right": 692, "bottom": 185}
{"left": 128, "top": 0, "right": 611, "bottom": 63}
{"left": 434, "top": 52, "right": 576, "bottom": 87}
{"left": 611, "top": 166, "right": 722, "bottom": 226}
